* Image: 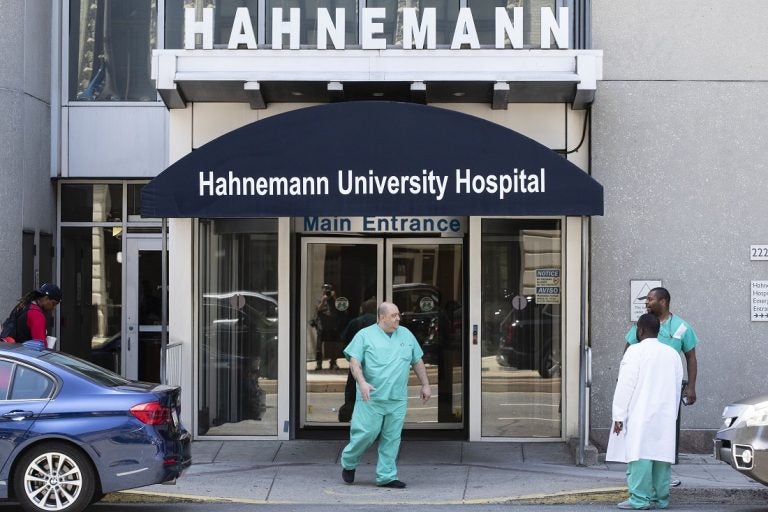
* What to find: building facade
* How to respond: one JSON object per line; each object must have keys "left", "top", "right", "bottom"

{"left": 2, "top": 0, "right": 763, "bottom": 453}
{"left": 0, "top": 1, "right": 56, "bottom": 310}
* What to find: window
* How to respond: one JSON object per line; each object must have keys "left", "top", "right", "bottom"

{"left": 61, "top": 184, "right": 123, "bottom": 223}
{"left": 163, "top": 0, "right": 577, "bottom": 49}
{"left": 481, "top": 218, "right": 562, "bottom": 437}
{"left": 59, "top": 227, "right": 122, "bottom": 365}
{"left": 59, "top": 182, "right": 158, "bottom": 377}
{"left": 198, "top": 219, "right": 278, "bottom": 436}
{"left": 69, "top": 0, "right": 158, "bottom": 101}
{"left": 365, "top": 0, "right": 458, "bottom": 46}
{"left": 9, "top": 366, "right": 54, "bottom": 400}
{"left": 0, "top": 360, "right": 13, "bottom": 400}
{"left": 166, "top": 0, "right": 260, "bottom": 48}
{"left": 266, "top": 0, "right": 358, "bottom": 46}
{"left": 467, "top": 0, "right": 556, "bottom": 47}
{"left": 42, "top": 352, "right": 132, "bottom": 387}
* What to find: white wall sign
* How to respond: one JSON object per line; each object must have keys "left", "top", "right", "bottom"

{"left": 751, "top": 281, "right": 768, "bottom": 321}
{"left": 630, "top": 279, "right": 661, "bottom": 322}
{"left": 750, "top": 245, "right": 768, "bottom": 260}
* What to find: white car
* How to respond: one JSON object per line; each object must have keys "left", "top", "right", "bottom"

{"left": 714, "top": 394, "right": 768, "bottom": 485}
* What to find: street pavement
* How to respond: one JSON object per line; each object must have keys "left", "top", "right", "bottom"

{"left": 112, "top": 440, "right": 768, "bottom": 506}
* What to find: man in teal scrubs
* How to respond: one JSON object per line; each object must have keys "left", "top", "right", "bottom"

{"left": 340, "top": 301, "right": 432, "bottom": 488}
{"left": 625, "top": 287, "right": 698, "bottom": 405}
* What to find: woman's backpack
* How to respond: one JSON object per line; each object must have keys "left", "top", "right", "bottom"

{"left": 0, "top": 306, "right": 25, "bottom": 343}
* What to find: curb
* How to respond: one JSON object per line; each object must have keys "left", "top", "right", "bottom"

{"left": 105, "top": 486, "right": 768, "bottom": 506}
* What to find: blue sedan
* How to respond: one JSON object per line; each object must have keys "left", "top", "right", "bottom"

{"left": 0, "top": 342, "right": 191, "bottom": 512}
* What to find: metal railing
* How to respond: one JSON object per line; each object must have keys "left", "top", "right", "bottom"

{"left": 164, "top": 342, "right": 183, "bottom": 387}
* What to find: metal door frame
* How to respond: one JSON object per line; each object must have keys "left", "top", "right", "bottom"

{"left": 123, "top": 234, "right": 163, "bottom": 380}
{"left": 299, "top": 237, "right": 384, "bottom": 427}
{"left": 386, "top": 238, "right": 465, "bottom": 429}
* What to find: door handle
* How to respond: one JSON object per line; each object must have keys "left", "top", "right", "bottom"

{"left": 2, "top": 410, "right": 33, "bottom": 421}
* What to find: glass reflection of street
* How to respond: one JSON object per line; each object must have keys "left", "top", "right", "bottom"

{"left": 481, "top": 356, "right": 561, "bottom": 438}
{"left": 306, "top": 360, "right": 461, "bottom": 425}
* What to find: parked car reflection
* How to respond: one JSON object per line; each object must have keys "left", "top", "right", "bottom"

{"left": 714, "top": 393, "right": 768, "bottom": 486}
{"left": 202, "top": 291, "right": 278, "bottom": 379}
{"left": 0, "top": 342, "right": 191, "bottom": 512}
{"left": 489, "top": 295, "right": 561, "bottom": 378}
{"left": 198, "top": 291, "right": 278, "bottom": 433}
{"left": 90, "top": 332, "right": 121, "bottom": 373}
{"left": 392, "top": 283, "right": 461, "bottom": 365}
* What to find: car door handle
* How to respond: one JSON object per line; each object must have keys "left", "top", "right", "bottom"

{"left": 2, "top": 410, "right": 33, "bottom": 421}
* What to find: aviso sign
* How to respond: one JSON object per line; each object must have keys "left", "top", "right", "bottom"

{"left": 184, "top": 6, "right": 570, "bottom": 50}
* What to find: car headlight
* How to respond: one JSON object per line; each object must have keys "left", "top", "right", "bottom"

{"left": 743, "top": 402, "right": 768, "bottom": 427}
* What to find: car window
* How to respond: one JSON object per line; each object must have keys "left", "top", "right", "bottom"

{"left": 41, "top": 352, "right": 132, "bottom": 387}
{"left": 9, "top": 366, "right": 54, "bottom": 400}
{"left": 0, "top": 360, "right": 12, "bottom": 400}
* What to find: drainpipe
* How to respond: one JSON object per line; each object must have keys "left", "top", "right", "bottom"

{"left": 160, "top": 218, "right": 168, "bottom": 383}
{"left": 577, "top": 215, "right": 591, "bottom": 465}
{"left": 50, "top": 0, "right": 61, "bottom": 180}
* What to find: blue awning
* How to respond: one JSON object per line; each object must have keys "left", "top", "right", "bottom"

{"left": 141, "top": 102, "right": 603, "bottom": 218}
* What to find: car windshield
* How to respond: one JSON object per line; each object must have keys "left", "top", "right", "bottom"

{"left": 41, "top": 351, "right": 132, "bottom": 387}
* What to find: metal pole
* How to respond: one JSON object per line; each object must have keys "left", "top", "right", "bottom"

{"left": 160, "top": 218, "right": 168, "bottom": 384}
{"left": 577, "top": 215, "right": 590, "bottom": 465}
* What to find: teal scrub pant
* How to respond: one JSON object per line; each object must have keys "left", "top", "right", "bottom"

{"left": 340, "top": 399, "right": 407, "bottom": 485}
{"left": 626, "top": 459, "right": 671, "bottom": 509}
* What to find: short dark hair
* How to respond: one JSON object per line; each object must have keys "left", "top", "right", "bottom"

{"left": 649, "top": 287, "right": 670, "bottom": 304}
{"left": 637, "top": 313, "right": 660, "bottom": 339}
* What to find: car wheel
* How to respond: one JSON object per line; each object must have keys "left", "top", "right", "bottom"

{"left": 13, "top": 442, "right": 95, "bottom": 512}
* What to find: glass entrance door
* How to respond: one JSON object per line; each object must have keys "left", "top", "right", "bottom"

{"left": 300, "top": 237, "right": 464, "bottom": 430}
{"left": 301, "top": 239, "right": 383, "bottom": 426}
{"left": 125, "top": 235, "right": 163, "bottom": 382}
{"left": 387, "top": 240, "right": 463, "bottom": 428}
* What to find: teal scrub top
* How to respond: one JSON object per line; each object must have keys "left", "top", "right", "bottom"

{"left": 625, "top": 314, "right": 698, "bottom": 353}
{"left": 344, "top": 323, "right": 424, "bottom": 402}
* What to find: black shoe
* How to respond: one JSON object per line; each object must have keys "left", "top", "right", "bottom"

{"left": 379, "top": 480, "right": 406, "bottom": 488}
{"left": 342, "top": 468, "right": 355, "bottom": 484}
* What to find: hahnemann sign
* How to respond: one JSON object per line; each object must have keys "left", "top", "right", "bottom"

{"left": 185, "top": 6, "right": 570, "bottom": 50}
{"left": 199, "top": 168, "right": 547, "bottom": 202}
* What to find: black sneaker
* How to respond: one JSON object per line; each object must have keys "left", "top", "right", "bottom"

{"left": 379, "top": 480, "right": 406, "bottom": 489}
{"left": 342, "top": 468, "right": 355, "bottom": 484}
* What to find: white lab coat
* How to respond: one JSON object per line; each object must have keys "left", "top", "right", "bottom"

{"left": 606, "top": 338, "right": 683, "bottom": 464}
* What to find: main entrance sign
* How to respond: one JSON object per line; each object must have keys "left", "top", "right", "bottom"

{"left": 141, "top": 102, "right": 603, "bottom": 218}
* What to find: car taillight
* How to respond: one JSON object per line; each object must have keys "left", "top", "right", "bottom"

{"left": 130, "top": 401, "right": 171, "bottom": 425}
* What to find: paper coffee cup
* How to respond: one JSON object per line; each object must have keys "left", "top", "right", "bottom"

{"left": 45, "top": 336, "right": 57, "bottom": 350}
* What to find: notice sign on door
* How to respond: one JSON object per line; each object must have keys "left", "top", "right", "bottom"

{"left": 630, "top": 279, "right": 661, "bottom": 322}
{"left": 535, "top": 269, "right": 560, "bottom": 304}
{"left": 751, "top": 281, "right": 768, "bottom": 321}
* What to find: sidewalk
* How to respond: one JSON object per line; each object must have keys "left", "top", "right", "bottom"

{"left": 114, "top": 440, "right": 768, "bottom": 505}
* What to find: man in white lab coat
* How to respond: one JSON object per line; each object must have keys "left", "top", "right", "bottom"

{"left": 607, "top": 313, "right": 683, "bottom": 510}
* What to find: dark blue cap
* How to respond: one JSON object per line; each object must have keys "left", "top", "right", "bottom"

{"left": 36, "top": 283, "right": 62, "bottom": 302}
